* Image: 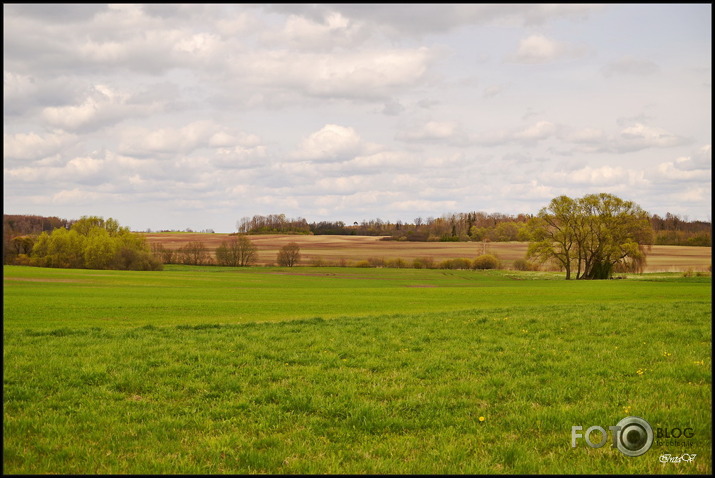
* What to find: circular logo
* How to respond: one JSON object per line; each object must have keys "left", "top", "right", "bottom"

{"left": 615, "top": 416, "right": 653, "bottom": 457}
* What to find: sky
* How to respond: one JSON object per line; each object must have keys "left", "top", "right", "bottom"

{"left": 3, "top": 4, "right": 712, "bottom": 233}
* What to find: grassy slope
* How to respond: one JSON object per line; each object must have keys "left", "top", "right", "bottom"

{"left": 3, "top": 265, "right": 712, "bottom": 474}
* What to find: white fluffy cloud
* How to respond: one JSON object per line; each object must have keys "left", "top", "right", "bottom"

{"left": 41, "top": 84, "right": 163, "bottom": 132}
{"left": 3, "top": 131, "right": 77, "bottom": 162}
{"left": 293, "top": 124, "right": 366, "bottom": 161}
{"left": 231, "top": 46, "right": 435, "bottom": 101}
{"left": 511, "top": 34, "right": 587, "bottom": 63}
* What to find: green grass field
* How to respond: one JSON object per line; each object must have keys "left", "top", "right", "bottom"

{"left": 3, "top": 265, "right": 712, "bottom": 474}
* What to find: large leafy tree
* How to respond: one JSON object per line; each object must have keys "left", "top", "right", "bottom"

{"left": 527, "top": 194, "right": 653, "bottom": 279}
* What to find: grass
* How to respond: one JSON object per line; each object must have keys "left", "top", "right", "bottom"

{"left": 3, "top": 265, "right": 712, "bottom": 474}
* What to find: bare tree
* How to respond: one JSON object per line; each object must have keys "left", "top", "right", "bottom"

{"left": 215, "top": 235, "right": 257, "bottom": 267}
{"left": 277, "top": 242, "right": 300, "bottom": 267}
{"left": 178, "top": 241, "right": 211, "bottom": 265}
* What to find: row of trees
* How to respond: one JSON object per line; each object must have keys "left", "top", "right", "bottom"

{"left": 237, "top": 214, "right": 311, "bottom": 234}
{"left": 151, "top": 237, "right": 301, "bottom": 267}
{"left": 235, "top": 211, "right": 710, "bottom": 245}
{"left": 3, "top": 194, "right": 709, "bottom": 278}
{"left": 25, "top": 216, "right": 162, "bottom": 270}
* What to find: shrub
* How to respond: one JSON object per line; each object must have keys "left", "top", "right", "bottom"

{"left": 367, "top": 257, "right": 386, "bottom": 267}
{"left": 277, "top": 242, "right": 301, "bottom": 267}
{"left": 512, "top": 258, "right": 537, "bottom": 271}
{"left": 215, "top": 235, "right": 257, "bottom": 267}
{"left": 439, "top": 258, "right": 472, "bottom": 270}
{"left": 412, "top": 257, "right": 435, "bottom": 269}
{"left": 473, "top": 254, "right": 501, "bottom": 270}
{"left": 386, "top": 258, "right": 407, "bottom": 268}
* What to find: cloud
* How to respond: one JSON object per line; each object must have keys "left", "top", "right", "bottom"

{"left": 4, "top": 4, "right": 105, "bottom": 22}
{"left": 396, "top": 121, "right": 462, "bottom": 142}
{"left": 540, "top": 165, "right": 649, "bottom": 188}
{"left": 3, "top": 131, "right": 77, "bottom": 162}
{"left": 232, "top": 47, "right": 436, "bottom": 101}
{"left": 118, "top": 121, "right": 263, "bottom": 159}
{"left": 292, "top": 124, "right": 365, "bottom": 161}
{"left": 567, "top": 128, "right": 608, "bottom": 144}
{"left": 482, "top": 85, "right": 505, "bottom": 98}
{"left": 651, "top": 145, "right": 711, "bottom": 182}
{"left": 602, "top": 56, "right": 660, "bottom": 77}
{"left": 510, "top": 34, "right": 587, "bottom": 63}
{"left": 381, "top": 99, "right": 405, "bottom": 116}
{"left": 614, "top": 123, "right": 688, "bottom": 152}
{"left": 268, "top": 4, "right": 603, "bottom": 37}
{"left": 41, "top": 84, "right": 163, "bottom": 132}
{"left": 471, "top": 120, "right": 559, "bottom": 147}
{"left": 212, "top": 145, "right": 268, "bottom": 170}
{"left": 2, "top": 4, "right": 711, "bottom": 229}
{"left": 263, "top": 11, "right": 368, "bottom": 51}
{"left": 513, "top": 121, "right": 558, "bottom": 143}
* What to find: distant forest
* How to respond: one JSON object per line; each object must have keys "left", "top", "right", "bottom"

{"left": 4, "top": 209, "right": 709, "bottom": 265}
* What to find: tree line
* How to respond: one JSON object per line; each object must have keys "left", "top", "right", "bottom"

{"left": 235, "top": 210, "right": 710, "bottom": 245}
{"left": 150, "top": 238, "right": 301, "bottom": 267}
{"left": 3, "top": 195, "right": 711, "bottom": 279}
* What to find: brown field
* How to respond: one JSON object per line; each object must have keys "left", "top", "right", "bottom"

{"left": 142, "top": 233, "right": 711, "bottom": 272}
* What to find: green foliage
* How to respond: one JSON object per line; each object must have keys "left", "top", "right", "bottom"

{"left": 29, "top": 216, "right": 161, "bottom": 271}
{"left": 527, "top": 194, "right": 653, "bottom": 279}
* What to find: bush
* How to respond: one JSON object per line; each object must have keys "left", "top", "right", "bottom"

{"left": 385, "top": 258, "right": 407, "bottom": 268}
{"left": 277, "top": 242, "right": 301, "bottom": 267}
{"left": 367, "top": 257, "right": 386, "bottom": 267}
{"left": 413, "top": 257, "right": 435, "bottom": 269}
{"left": 512, "top": 258, "right": 537, "bottom": 271}
{"left": 472, "top": 254, "right": 501, "bottom": 270}
{"left": 439, "top": 258, "right": 472, "bottom": 270}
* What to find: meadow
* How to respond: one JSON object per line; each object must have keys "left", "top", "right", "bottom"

{"left": 3, "top": 264, "right": 712, "bottom": 474}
